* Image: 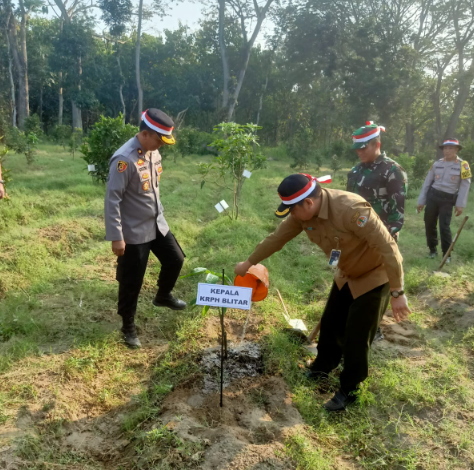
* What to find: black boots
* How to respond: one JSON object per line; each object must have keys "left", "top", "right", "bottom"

{"left": 121, "top": 318, "right": 141, "bottom": 349}
{"left": 323, "top": 390, "right": 357, "bottom": 412}
{"left": 152, "top": 292, "right": 186, "bottom": 310}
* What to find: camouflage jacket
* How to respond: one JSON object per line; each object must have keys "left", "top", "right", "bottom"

{"left": 346, "top": 152, "right": 407, "bottom": 235}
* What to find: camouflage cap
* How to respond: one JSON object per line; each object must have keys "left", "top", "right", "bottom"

{"left": 352, "top": 121, "right": 385, "bottom": 149}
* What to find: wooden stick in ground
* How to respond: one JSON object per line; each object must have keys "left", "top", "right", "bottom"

{"left": 276, "top": 288, "right": 291, "bottom": 322}
{"left": 438, "top": 216, "right": 469, "bottom": 270}
{"left": 306, "top": 318, "right": 322, "bottom": 343}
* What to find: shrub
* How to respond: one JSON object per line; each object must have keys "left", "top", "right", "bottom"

{"left": 69, "top": 128, "right": 83, "bottom": 159}
{"left": 24, "top": 114, "right": 43, "bottom": 138}
{"left": 53, "top": 125, "right": 72, "bottom": 149}
{"left": 288, "top": 129, "right": 320, "bottom": 170}
{"left": 80, "top": 114, "right": 138, "bottom": 183}
{"left": 3, "top": 127, "right": 38, "bottom": 165}
{"left": 199, "top": 122, "right": 266, "bottom": 220}
{"left": 176, "top": 127, "right": 213, "bottom": 155}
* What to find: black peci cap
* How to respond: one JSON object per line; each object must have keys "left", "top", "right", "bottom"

{"left": 141, "top": 108, "right": 176, "bottom": 145}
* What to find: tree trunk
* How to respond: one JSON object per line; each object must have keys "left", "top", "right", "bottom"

{"left": 226, "top": 0, "right": 273, "bottom": 122}
{"left": 72, "top": 54, "right": 83, "bottom": 130}
{"left": 18, "top": 0, "right": 29, "bottom": 124}
{"left": 256, "top": 72, "right": 269, "bottom": 126}
{"left": 443, "top": 62, "right": 474, "bottom": 141}
{"left": 58, "top": 20, "right": 64, "bottom": 126}
{"left": 404, "top": 122, "right": 415, "bottom": 155}
{"left": 5, "top": 13, "right": 17, "bottom": 127}
{"left": 7, "top": 11, "right": 28, "bottom": 129}
{"left": 116, "top": 53, "right": 126, "bottom": 122}
{"left": 135, "top": 0, "right": 144, "bottom": 123}
{"left": 39, "top": 86, "right": 43, "bottom": 121}
{"left": 218, "top": 0, "right": 230, "bottom": 112}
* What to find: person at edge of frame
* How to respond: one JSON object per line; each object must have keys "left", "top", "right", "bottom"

{"left": 347, "top": 121, "right": 408, "bottom": 342}
{"left": 104, "top": 108, "right": 186, "bottom": 349}
{"left": 0, "top": 160, "right": 5, "bottom": 199}
{"left": 417, "top": 139, "right": 471, "bottom": 263}
{"left": 234, "top": 173, "right": 411, "bottom": 412}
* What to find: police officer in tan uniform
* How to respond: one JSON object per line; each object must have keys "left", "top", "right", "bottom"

{"left": 105, "top": 108, "right": 186, "bottom": 348}
{"left": 235, "top": 174, "right": 411, "bottom": 411}
{"left": 417, "top": 139, "right": 471, "bottom": 263}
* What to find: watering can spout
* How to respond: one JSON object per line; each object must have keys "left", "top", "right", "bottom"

{"left": 234, "top": 264, "right": 269, "bottom": 301}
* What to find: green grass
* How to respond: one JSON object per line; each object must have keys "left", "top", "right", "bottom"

{"left": 0, "top": 143, "right": 473, "bottom": 469}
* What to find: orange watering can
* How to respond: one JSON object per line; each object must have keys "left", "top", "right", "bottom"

{"left": 234, "top": 264, "right": 269, "bottom": 302}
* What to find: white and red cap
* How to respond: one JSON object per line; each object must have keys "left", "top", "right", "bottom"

{"left": 141, "top": 108, "right": 176, "bottom": 145}
{"left": 439, "top": 139, "right": 462, "bottom": 150}
{"left": 275, "top": 173, "right": 332, "bottom": 218}
{"left": 352, "top": 121, "right": 386, "bottom": 149}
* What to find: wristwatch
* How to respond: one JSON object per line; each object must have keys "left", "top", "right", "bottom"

{"left": 390, "top": 290, "right": 405, "bottom": 298}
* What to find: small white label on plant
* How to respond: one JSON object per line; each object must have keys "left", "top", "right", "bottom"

{"left": 215, "top": 203, "right": 224, "bottom": 213}
{"left": 88, "top": 164, "right": 96, "bottom": 171}
{"left": 243, "top": 169, "right": 252, "bottom": 178}
{"left": 220, "top": 200, "right": 229, "bottom": 210}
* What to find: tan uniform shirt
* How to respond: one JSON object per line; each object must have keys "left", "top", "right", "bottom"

{"left": 247, "top": 189, "right": 404, "bottom": 299}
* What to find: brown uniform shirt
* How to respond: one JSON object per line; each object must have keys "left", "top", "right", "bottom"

{"left": 248, "top": 188, "right": 404, "bottom": 298}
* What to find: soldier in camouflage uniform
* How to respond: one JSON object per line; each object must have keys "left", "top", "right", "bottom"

{"left": 347, "top": 122, "right": 407, "bottom": 240}
{"left": 347, "top": 122, "right": 407, "bottom": 340}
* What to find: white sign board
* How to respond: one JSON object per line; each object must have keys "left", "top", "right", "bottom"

{"left": 243, "top": 169, "right": 252, "bottom": 178}
{"left": 196, "top": 283, "right": 252, "bottom": 310}
{"left": 87, "top": 164, "right": 96, "bottom": 171}
{"left": 215, "top": 203, "right": 224, "bottom": 213}
{"left": 220, "top": 199, "right": 229, "bottom": 209}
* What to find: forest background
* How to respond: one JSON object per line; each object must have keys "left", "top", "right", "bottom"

{"left": 2, "top": 0, "right": 474, "bottom": 176}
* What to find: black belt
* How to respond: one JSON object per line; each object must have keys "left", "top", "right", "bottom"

{"left": 429, "top": 187, "right": 457, "bottom": 202}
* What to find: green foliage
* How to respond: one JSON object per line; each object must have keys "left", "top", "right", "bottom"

{"left": 199, "top": 122, "right": 266, "bottom": 220}
{"left": 179, "top": 266, "right": 232, "bottom": 316}
{"left": 69, "top": 128, "right": 83, "bottom": 159}
{"left": 460, "top": 140, "right": 474, "bottom": 163}
{"left": 330, "top": 154, "right": 341, "bottom": 177}
{"left": 176, "top": 127, "right": 213, "bottom": 156}
{"left": 3, "top": 128, "right": 38, "bottom": 165}
{"left": 288, "top": 129, "right": 320, "bottom": 170}
{"left": 80, "top": 114, "right": 138, "bottom": 183}
{"left": 53, "top": 125, "right": 72, "bottom": 149}
{"left": 394, "top": 152, "right": 432, "bottom": 199}
{"left": 24, "top": 114, "right": 43, "bottom": 138}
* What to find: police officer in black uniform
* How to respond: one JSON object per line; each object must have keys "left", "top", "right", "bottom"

{"left": 105, "top": 108, "right": 186, "bottom": 348}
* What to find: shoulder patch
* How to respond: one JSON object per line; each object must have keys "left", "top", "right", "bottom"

{"left": 461, "top": 160, "right": 472, "bottom": 179}
{"left": 117, "top": 161, "right": 128, "bottom": 173}
{"left": 351, "top": 211, "right": 360, "bottom": 223}
{"left": 356, "top": 215, "right": 368, "bottom": 227}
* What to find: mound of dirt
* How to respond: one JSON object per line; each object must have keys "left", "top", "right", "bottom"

{"left": 158, "top": 375, "right": 303, "bottom": 470}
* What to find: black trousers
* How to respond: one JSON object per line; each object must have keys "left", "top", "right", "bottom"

{"left": 116, "top": 230, "right": 185, "bottom": 322}
{"left": 424, "top": 188, "right": 456, "bottom": 255}
{"left": 310, "top": 282, "right": 390, "bottom": 394}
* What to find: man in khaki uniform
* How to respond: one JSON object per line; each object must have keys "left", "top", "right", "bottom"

{"left": 235, "top": 174, "right": 411, "bottom": 411}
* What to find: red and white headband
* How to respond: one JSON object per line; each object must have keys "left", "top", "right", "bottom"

{"left": 441, "top": 139, "right": 460, "bottom": 146}
{"left": 352, "top": 121, "right": 386, "bottom": 144}
{"left": 279, "top": 174, "right": 332, "bottom": 205}
{"left": 141, "top": 110, "right": 174, "bottom": 136}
